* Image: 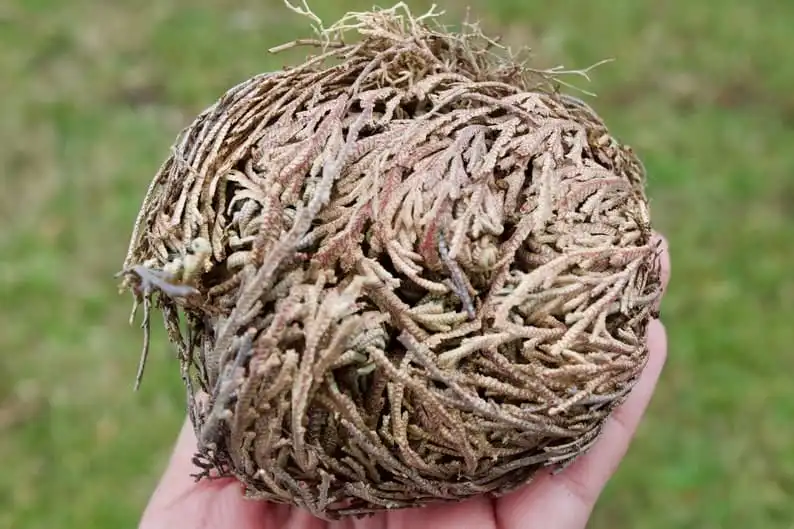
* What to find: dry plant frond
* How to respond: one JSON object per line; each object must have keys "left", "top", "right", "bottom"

{"left": 118, "top": 1, "right": 663, "bottom": 520}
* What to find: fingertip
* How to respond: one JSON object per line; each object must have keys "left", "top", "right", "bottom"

{"left": 161, "top": 417, "right": 202, "bottom": 484}
{"left": 139, "top": 418, "right": 201, "bottom": 523}
{"left": 647, "top": 318, "right": 668, "bottom": 366}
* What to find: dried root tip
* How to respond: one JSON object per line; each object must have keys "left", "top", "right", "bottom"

{"left": 133, "top": 291, "right": 152, "bottom": 392}
{"left": 117, "top": 264, "right": 200, "bottom": 300}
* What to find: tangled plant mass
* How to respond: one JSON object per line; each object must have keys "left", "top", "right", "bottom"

{"left": 118, "top": 2, "right": 663, "bottom": 519}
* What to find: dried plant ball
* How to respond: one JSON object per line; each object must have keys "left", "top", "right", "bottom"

{"left": 119, "top": 4, "right": 663, "bottom": 520}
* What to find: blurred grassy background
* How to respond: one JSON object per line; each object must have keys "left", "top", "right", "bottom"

{"left": 1, "top": 0, "right": 792, "bottom": 527}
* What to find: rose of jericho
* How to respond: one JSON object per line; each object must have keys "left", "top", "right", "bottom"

{"left": 118, "top": 4, "right": 663, "bottom": 520}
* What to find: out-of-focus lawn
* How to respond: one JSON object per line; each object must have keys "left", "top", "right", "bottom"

{"left": 1, "top": 0, "right": 792, "bottom": 527}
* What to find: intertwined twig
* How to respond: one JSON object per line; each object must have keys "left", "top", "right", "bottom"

{"left": 118, "top": 2, "right": 662, "bottom": 520}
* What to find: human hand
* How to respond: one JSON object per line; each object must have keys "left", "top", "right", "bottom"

{"left": 139, "top": 237, "right": 670, "bottom": 529}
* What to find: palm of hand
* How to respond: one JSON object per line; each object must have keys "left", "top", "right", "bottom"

{"left": 140, "top": 242, "right": 669, "bottom": 529}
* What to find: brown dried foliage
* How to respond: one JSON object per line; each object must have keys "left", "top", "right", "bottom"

{"left": 118, "top": 2, "right": 663, "bottom": 520}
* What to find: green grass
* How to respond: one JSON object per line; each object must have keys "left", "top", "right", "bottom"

{"left": 1, "top": 0, "right": 792, "bottom": 527}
